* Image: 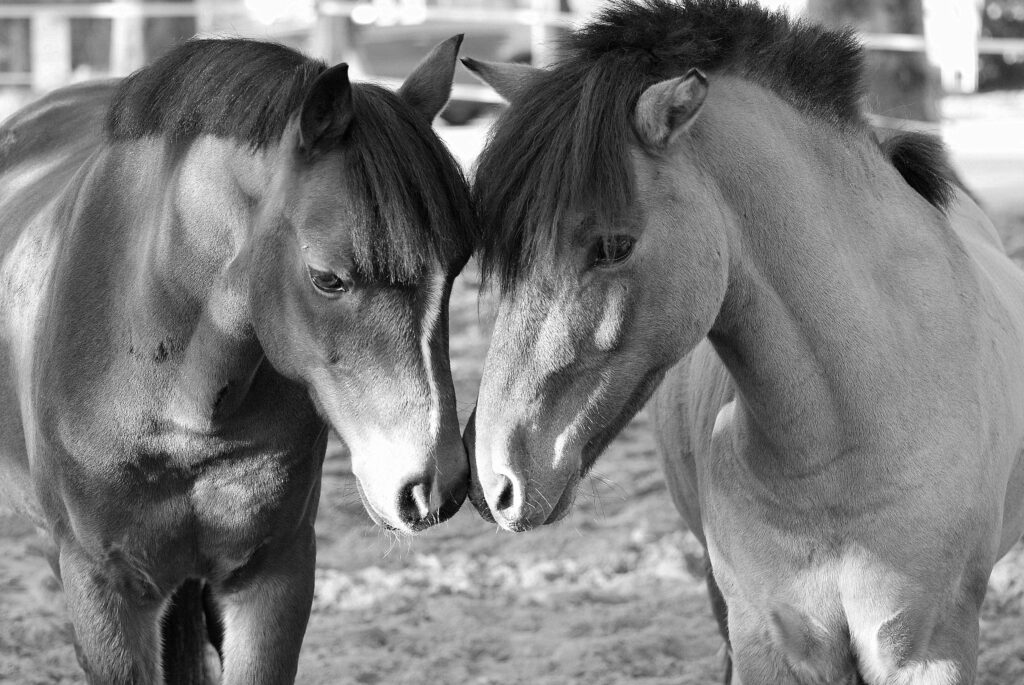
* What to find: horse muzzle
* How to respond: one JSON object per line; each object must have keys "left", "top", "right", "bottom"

{"left": 463, "top": 408, "right": 579, "bottom": 531}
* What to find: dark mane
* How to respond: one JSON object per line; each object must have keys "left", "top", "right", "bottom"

{"left": 336, "top": 84, "right": 476, "bottom": 280}
{"left": 879, "top": 131, "right": 958, "bottom": 210}
{"left": 474, "top": 0, "right": 869, "bottom": 287}
{"left": 108, "top": 39, "right": 474, "bottom": 281}
{"left": 108, "top": 39, "right": 326, "bottom": 148}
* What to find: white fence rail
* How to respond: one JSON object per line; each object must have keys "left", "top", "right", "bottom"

{"left": 1, "top": 2, "right": 1023, "bottom": 96}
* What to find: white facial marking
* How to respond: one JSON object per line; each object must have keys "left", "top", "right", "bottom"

{"left": 712, "top": 400, "right": 736, "bottom": 439}
{"left": 417, "top": 269, "right": 447, "bottom": 443}
{"left": 552, "top": 425, "right": 580, "bottom": 472}
{"left": 593, "top": 283, "right": 627, "bottom": 352}
{"left": 534, "top": 301, "right": 576, "bottom": 369}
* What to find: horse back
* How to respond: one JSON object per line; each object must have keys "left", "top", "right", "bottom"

{"left": 0, "top": 80, "right": 114, "bottom": 176}
{"left": 0, "top": 81, "right": 113, "bottom": 522}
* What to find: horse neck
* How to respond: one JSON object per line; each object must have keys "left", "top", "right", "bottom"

{"left": 697, "top": 81, "right": 979, "bottom": 468}
{"left": 121, "top": 136, "right": 279, "bottom": 430}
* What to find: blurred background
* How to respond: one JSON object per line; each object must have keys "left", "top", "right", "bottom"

{"left": 1, "top": 1, "right": 1023, "bottom": 684}
{"left": 0, "top": 0, "right": 1022, "bottom": 121}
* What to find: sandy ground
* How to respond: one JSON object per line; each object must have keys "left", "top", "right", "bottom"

{"left": 2, "top": 97, "right": 1024, "bottom": 684}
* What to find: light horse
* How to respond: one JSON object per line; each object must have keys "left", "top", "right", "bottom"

{"left": 0, "top": 36, "right": 474, "bottom": 683}
{"left": 463, "top": 1, "right": 1024, "bottom": 683}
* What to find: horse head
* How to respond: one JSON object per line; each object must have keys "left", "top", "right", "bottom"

{"left": 464, "top": 58, "right": 730, "bottom": 530}
{"left": 249, "top": 36, "right": 474, "bottom": 533}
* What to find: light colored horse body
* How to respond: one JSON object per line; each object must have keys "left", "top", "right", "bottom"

{"left": 0, "top": 37, "right": 472, "bottom": 684}
{"left": 650, "top": 79, "right": 1024, "bottom": 683}
{"left": 464, "top": 1, "right": 1024, "bottom": 682}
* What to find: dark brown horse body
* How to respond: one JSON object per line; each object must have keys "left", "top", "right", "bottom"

{"left": 0, "top": 37, "right": 473, "bottom": 684}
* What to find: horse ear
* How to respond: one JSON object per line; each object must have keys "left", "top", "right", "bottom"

{"left": 634, "top": 68, "right": 708, "bottom": 149}
{"left": 461, "top": 57, "right": 542, "bottom": 103}
{"left": 299, "top": 63, "right": 353, "bottom": 156}
{"left": 398, "top": 34, "right": 463, "bottom": 122}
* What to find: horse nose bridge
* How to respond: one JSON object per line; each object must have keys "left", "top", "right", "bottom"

{"left": 415, "top": 268, "right": 455, "bottom": 380}
{"left": 492, "top": 423, "right": 535, "bottom": 481}
{"left": 415, "top": 327, "right": 461, "bottom": 448}
{"left": 351, "top": 417, "right": 462, "bottom": 478}
{"left": 487, "top": 425, "right": 555, "bottom": 500}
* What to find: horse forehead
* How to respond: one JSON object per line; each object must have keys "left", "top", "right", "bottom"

{"left": 629, "top": 144, "right": 698, "bottom": 202}
{"left": 292, "top": 169, "right": 359, "bottom": 221}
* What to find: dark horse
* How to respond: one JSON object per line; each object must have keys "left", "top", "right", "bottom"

{"left": 0, "top": 36, "right": 474, "bottom": 683}
{"left": 464, "top": 1, "right": 1024, "bottom": 683}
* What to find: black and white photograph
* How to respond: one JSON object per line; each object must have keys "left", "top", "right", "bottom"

{"left": 0, "top": 0, "right": 1023, "bottom": 682}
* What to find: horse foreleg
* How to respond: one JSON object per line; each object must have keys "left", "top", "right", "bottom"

{"left": 706, "top": 556, "right": 734, "bottom": 685}
{"left": 162, "top": 578, "right": 220, "bottom": 685}
{"left": 58, "top": 544, "right": 163, "bottom": 684}
{"left": 851, "top": 602, "right": 981, "bottom": 685}
{"left": 214, "top": 527, "right": 316, "bottom": 685}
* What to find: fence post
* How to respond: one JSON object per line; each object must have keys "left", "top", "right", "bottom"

{"left": 311, "top": 13, "right": 352, "bottom": 64}
{"left": 530, "top": 0, "right": 561, "bottom": 67}
{"left": 923, "top": 0, "right": 983, "bottom": 93}
{"left": 30, "top": 11, "right": 72, "bottom": 92}
{"left": 110, "top": 1, "right": 146, "bottom": 76}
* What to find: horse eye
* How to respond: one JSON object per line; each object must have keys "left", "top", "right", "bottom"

{"left": 307, "top": 266, "right": 349, "bottom": 294}
{"left": 591, "top": 235, "right": 636, "bottom": 268}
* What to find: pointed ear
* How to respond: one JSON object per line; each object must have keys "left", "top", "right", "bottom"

{"left": 634, "top": 68, "right": 708, "bottom": 149}
{"left": 398, "top": 34, "right": 463, "bottom": 122}
{"left": 461, "top": 57, "right": 542, "bottom": 103}
{"left": 299, "top": 63, "right": 353, "bottom": 155}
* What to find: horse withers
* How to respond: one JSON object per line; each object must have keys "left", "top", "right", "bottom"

{"left": 0, "top": 36, "right": 474, "bottom": 683}
{"left": 464, "top": 1, "right": 1024, "bottom": 683}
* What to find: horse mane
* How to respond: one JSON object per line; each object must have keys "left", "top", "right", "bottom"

{"left": 107, "top": 39, "right": 325, "bottom": 149}
{"left": 473, "top": 0, "right": 955, "bottom": 288}
{"left": 107, "top": 39, "right": 475, "bottom": 281}
{"left": 879, "top": 131, "right": 958, "bottom": 210}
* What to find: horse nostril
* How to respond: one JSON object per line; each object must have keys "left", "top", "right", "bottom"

{"left": 495, "top": 475, "right": 515, "bottom": 513}
{"left": 398, "top": 481, "right": 432, "bottom": 524}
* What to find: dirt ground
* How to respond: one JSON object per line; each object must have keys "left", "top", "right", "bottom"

{"left": 2, "top": 99, "right": 1024, "bottom": 684}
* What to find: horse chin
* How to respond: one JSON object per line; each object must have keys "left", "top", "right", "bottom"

{"left": 464, "top": 412, "right": 497, "bottom": 523}
{"left": 467, "top": 475, "right": 496, "bottom": 523}
{"left": 581, "top": 365, "right": 668, "bottom": 478}
{"left": 434, "top": 478, "right": 469, "bottom": 525}
{"left": 543, "top": 470, "right": 580, "bottom": 525}
{"left": 353, "top": 478, "right": 410, "bottom": 534}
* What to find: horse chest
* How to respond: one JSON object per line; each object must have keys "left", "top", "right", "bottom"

{"left": 188, "top": 450, "right": 315, "bottom": 567}
{"left": 46, "top": 405, "right": 323, "bottom": 585}
{"left": 703, "top": 404, "right": 981, "bottom": 683}
{"left": 708, "top": 536, "right": 944, "bottom": 684}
